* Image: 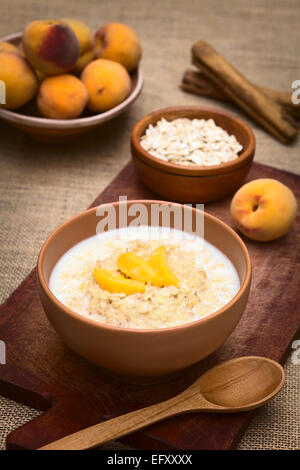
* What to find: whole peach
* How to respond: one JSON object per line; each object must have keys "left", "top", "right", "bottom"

{"left": 0, "top": 51, "right": 38, "bottom": 109}
{"left": 81, "top": 58, "right": 131, "bottom": 112}
{"left": 230, "top": 178, "right": 297, "bottom": 241}
{"left": 94, "top": 22, "right": 141, "bottom": 72}
{"left": 0, "top": 41, "right": 23, "bottom": 56}
{"left": 61, "top": 18, "right": 94, "bottom": 73}
{"left": 37, "top": 74, "right": 88, "bottom": 119}
{"left": 23, "top": 20, "right": 80, "bottom": 75}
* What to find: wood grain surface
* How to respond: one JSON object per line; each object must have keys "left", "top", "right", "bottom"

{"left": 39, "top": 357, "right": 285, "bottom": 450}
{"left": 0, "top": 161, "right": 299, "bottom": 450}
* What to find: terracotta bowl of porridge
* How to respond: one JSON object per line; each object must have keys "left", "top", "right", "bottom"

{"left": 37, "top": 200, "right": 251, "bottom": 378}
{"left": 131, "top": 106, "right": 255, "bottom": 203}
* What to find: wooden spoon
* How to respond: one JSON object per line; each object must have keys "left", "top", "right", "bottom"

{"left": 39, "top": 356, "right": 285, "bottom": 450}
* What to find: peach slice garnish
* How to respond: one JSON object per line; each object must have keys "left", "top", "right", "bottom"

{"left": 117, "top": 252, "right": 164, "bottom": 287}
{"left": 149, "top": 246, "right": 179, "bottom": 287}
{"left": 93, "top": 267, "right": 145, "bottom": 295}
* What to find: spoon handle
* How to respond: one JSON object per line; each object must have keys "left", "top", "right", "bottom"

{"left": 39, "top": 390, "right": 201, "bottom": 450}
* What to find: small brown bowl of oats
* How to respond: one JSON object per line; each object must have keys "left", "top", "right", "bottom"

{"left": 131, "top": 106, "right": 255, "bottom": 203}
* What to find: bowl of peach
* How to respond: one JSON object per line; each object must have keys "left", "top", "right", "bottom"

{"left": 0, "top": 20, "right": 143, "bottom": 142}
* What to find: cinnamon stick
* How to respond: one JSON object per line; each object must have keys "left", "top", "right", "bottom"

{"left": 191, "top": 41, "right": 298, "bottom": 144}
{"left": 181, "top": 69, "right": 227, "bottom": 101}
{"left": 181, "top": 69, "right": 300, "bottom": 119}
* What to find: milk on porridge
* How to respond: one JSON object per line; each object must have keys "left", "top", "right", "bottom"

{"left": 49, "top": 226, "right": 240, "bottom": 329}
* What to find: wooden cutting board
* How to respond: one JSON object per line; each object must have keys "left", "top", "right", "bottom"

{"left": 0, "top": 161, "right": 299, "bottom": 450}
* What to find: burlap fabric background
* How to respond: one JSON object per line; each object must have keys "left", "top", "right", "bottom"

{"left": 0, "top": 0, "right": 299, "bottom": 450}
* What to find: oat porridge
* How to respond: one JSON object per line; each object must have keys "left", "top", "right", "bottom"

{"left": 140, "top": 118, "right": 243, "bottom": 166}
{"left": 49, "top": 227, "right": 240, "bottom": 329}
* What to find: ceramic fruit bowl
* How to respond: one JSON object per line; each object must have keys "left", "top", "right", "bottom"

{"left": 131, "top": 106, "right": 255, "bottom": 203}
{"left": 0, "top": 32, "right": 143, "bottom": 143}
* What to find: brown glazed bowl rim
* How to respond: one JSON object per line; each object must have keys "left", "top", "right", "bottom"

{"left": 0, "top": 32, "right": 143, "bottom": 130}
{"left": 131, "top": 106, "right": 255, "bottom": 176}
{"left": 37, "top": 200, "right": 252, "bottom": 335}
